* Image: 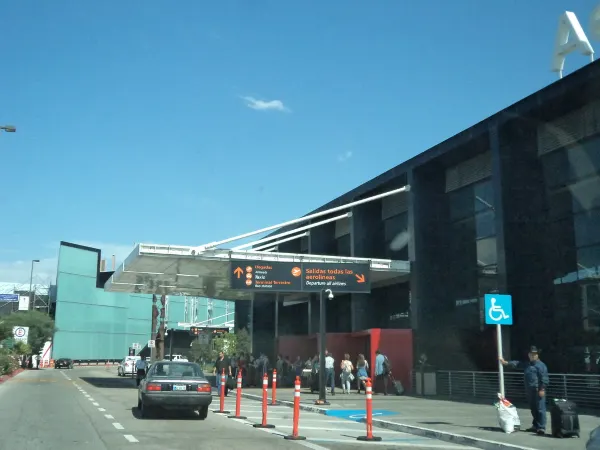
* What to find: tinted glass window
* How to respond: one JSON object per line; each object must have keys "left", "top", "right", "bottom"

{"left": 574, "top": 209, "right": 600, "bottom": 248}
{"left": 474, "top": 180, "right": 494, "bottom": 214}
{"left": 449, "top": 186, "right": 474, "bottom": 222}
{"left": 475, "top": 210, "right": 495, "bottom": 239}
{"left": 383, "top": 213, "right": 408, "bottom": 242}
{"left": 151, "top": 363, "right": 204, "bottom": 378}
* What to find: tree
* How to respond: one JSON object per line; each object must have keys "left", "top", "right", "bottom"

{"left": 189, "top": 341, "right": 214, "bottom": 364}
{"left": 235, "top": 327, "right": 251, "bottom": 355}
{"left": 2, "top": 311, "right": 56, "bottom": 355}
{"left": 214, "top": 333, "right": 237, "bottom": 356}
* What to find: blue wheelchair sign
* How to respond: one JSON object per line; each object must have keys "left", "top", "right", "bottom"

{"left": 484, "top": 294, "right": 513, "bottom": 325}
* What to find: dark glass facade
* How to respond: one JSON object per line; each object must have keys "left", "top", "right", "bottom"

{"left": 244, "top": 60, "right": 600, "bottom": 373}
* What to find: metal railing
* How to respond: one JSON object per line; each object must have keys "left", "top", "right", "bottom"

{"left": 412, "top": 370, "right": 600, "bottom": 409}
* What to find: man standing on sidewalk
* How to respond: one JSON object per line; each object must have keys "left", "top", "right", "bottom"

{"left": 213, "top": 351, "right": 232, "bottom": 396}
{"left": 499, "top": 346, "right": 549, "bottom": 435}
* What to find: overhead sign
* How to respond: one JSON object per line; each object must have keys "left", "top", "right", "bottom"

{"left": 484, "top": 294, "right": 513, "bottom": 326}
{"left": 13, "top": 326, "right": 29, "bottom": 344}
{"left": 230, "top": 260, "right": 371, "bottom": 293}
{"left": 0, "top": 294, "right": 18, "bottom": 303}
{"left": 18, "top": 296, "right": 29, "bottom": 311}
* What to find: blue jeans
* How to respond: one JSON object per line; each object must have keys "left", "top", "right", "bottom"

{"left": 527, "top": 388, "right": 547, "bottom": 430}
{"left": 216, "top": 375, "right": 228, "bottom": 393}
{"left": 325, "top": 368, "right": 335, "bottom": 393}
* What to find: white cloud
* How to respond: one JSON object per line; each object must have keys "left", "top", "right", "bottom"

{"left": 337, "top": 151, "right": 353, "bottom": 162}
{"left": 241, "top": 96, "right": 290, "bottom": 112}
{"left": 0, "top": 241, "right": 135, "bottom": 287}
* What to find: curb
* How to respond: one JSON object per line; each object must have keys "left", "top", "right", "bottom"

{"left": 0, "top": 368, "right": 25, "bottom": 384}
{"left": 240, "top": 393, "right": 537, "bottom": 450}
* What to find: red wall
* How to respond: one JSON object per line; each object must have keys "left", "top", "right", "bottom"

{"left": 278, "top": 328, "right": 413, "bottom": 391}
{"left": 370, "top": 329, "right": 413, "bottom": 392}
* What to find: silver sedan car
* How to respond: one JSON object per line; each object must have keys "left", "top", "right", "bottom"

{"left": 137, "top": 361, "right": 212, "bottom": 419}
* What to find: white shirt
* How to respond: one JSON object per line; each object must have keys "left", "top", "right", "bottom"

{"left": 325, "top": 355, "right": 335, "bottom": 369}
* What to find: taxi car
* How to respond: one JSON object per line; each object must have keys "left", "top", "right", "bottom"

{"left": 137, "top": 360, "right": 212, "bottom": 419}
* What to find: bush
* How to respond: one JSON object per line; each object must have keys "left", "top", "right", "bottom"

{"left": 0, "top": 349, "right": 20, "bottom": 376}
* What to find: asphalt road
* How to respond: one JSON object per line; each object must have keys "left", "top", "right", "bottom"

{"left": 0, "top": 367, "right": 476, "bottom": 450}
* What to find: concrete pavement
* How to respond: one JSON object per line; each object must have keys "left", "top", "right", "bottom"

{"left": 240, "top": 388, "right": 596, "bottom": 450}
{"left": 0, "top": 367, "right": 469, "bottom": 450}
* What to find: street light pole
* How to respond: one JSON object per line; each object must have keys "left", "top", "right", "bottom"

{"left": 29, "top": 259, "right": 40, "bottom": 311}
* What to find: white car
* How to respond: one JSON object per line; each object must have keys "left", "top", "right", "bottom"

{"left": 117, "top": 356, "right": 140, "bottom": 376}
{"left": 165, "top": 354, "right": 188, "bottom": 362}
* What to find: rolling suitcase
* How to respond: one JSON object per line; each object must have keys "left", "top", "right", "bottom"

{"left": 550, "top": 399, "right": 580, "bottom": 438}
{"left": 390, "top": 374, "right": 404, "bottom": 396}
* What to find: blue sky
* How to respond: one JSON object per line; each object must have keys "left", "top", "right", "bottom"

{"left": 1, "top": 0, "right": 598, "bottom": 284}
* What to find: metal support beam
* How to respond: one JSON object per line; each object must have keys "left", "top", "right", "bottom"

{"left": 252, "top": 232, "right": 308, "bottom": 251}
{"left": 193, "top": 185, "right": 410, "bottom": 253}
{"left": 231, "top": 213, "right": 349, "bottom": 251}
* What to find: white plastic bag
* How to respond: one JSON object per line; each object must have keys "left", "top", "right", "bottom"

{"left": 495, "top": 394, "right": 521, "bottom": 434}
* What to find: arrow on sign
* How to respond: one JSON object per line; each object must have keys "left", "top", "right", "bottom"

{"left": 234, "top": 267, "right": 243, "bottom": 279}
{"left": 355, "top": 274, "right": 366, "bottom": 283}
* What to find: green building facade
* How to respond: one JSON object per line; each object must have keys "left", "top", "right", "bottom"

{"left": 52, "top": 242, "right": 234, "bottom": 360}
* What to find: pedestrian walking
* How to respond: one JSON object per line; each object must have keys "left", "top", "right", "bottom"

{"left": 499, "top": 345, "right": 549, "bottom": 435}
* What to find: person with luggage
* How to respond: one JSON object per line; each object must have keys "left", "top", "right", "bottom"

{"left": 375, "top": 349, "right": 391, "bottom": 395}
{"left": 499, "top": 345, "right": 549, "bottom": 435}
{"left": 213, "top": 351, "right": 232, "bottom": 396}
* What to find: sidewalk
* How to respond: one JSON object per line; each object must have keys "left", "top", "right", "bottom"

{"left": 240, "top": 387, "right": 596, "bottom": 450}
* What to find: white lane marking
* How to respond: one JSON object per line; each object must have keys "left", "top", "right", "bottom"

{"left": 112, "top": 422, "right": 124, "bottom": 430}
{"left": 124, "top": 435, "right": 139, "bottom": 443}
{"left": 92, "top": 402, "right": 99, "bottom": 406}
{"left": 105, "top": 414, "right": 114, "bottom": 420}
{"left": 84, "top": 394, "right": 91, "bottom": 398}
{"left": 81, "top": 391, "right": 87, "bottom": 394}
{"left": 88, "top": 398, "right": 95, "bottom": 402}
{"left": 98, "top": 408, "right": 106, "bottom": 412}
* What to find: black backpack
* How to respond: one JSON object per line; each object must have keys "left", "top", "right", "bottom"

{"left": 383, "top": 356, "right": 392, "bottom": 374}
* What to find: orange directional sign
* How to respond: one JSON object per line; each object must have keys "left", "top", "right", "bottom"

{"left": 230, "top": 261, "right": 370, "bottom": 293}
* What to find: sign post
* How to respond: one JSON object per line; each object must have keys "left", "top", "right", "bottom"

{"left": 230, "top": 260, "right": 372, "bottom": 406}
{"left": 484, "top": 294, "right": 513, "bottom": 398}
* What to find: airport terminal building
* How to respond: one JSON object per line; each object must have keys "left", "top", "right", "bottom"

{"left": 236, "top": 60, "right": 600, "bottom": 374}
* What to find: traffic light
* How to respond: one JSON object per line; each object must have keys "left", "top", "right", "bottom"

{"left": 189, "top": 327, "right": 201, "bottom": 336}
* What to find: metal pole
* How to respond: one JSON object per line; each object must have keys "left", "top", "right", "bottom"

{"left": 28, "top": 260, "right": 35, "bottom": 311}
{"left": 497, "top": 324, "right": 505, "bottom": 398}
{"left": 168, "top": 329, "right": 174, "bottom": 361}
{"left": 232, "top": 214, "right": 349, "bottom": 251}
{"left": 195, "top": 185, "right": 409, "bottom": 252}
{"left": 252, "top": 232, "right": 309, "bottom": 252}
{"left": 317, "top": 290, "right": 328, "bottom": 405}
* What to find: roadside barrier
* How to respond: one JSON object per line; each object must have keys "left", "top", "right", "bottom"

{"left": 284, "top": 376, "right": 306, "bottom": 440}
{"left": 271, "top": 369, "right": 277, "bottom": 405}
{"left": 228, "top": 372, "right": 247, "bottom": 420}
{"left": 253, "top": 373, "right": 275, "bottom": 429}
{"left": 357, "top": 379, "right": 382, "bottom": 442}
{"left": 213, "top": 369, "right": 230, "bottom": 414}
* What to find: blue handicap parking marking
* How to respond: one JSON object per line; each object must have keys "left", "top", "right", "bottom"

{"left": 325, "top": 409, "right": 398, "bottom": 422}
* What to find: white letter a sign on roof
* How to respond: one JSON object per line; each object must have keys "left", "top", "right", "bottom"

{"left": 552, "top": 11, "right": 594, "bottom": 77}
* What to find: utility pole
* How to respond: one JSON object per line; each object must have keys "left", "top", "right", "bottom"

{"left": 150, "top": 295, "right": 158, "bottom": 362}
{"left": 28, "top": 259, "right": 40, "bottom": 311}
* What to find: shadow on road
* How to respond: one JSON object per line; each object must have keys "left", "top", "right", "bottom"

{"left": 130, "top": 406, "right": 200, "bottom": 420}
{"left": 80, "top": 377, "right": 137, "bottom": 389}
